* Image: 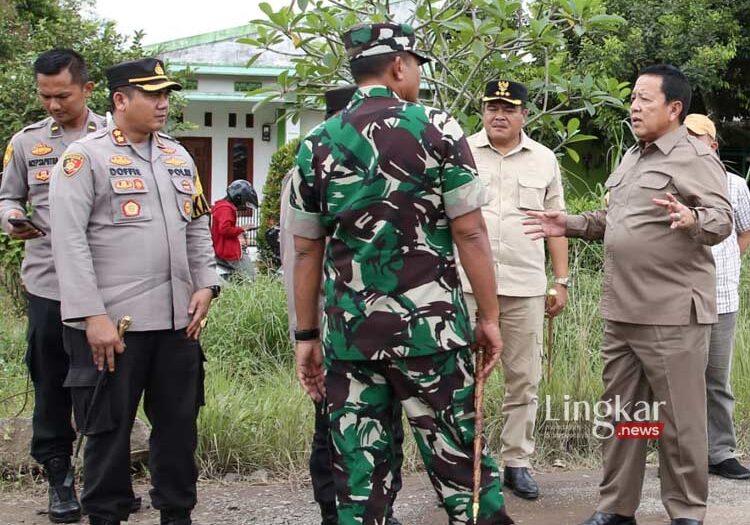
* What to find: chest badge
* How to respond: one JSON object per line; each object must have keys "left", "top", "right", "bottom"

{"left": 110, "top": 155, "right": 132, "bottom": 166}
{"left": 35, "top": 170, "right": 50, "bottom": 182}
{"left": 182, "top": 200, "right": 192, "bottom": 216}
{"left": 31, "top": 143, "right": 53, "bottom": 156}
{"left": 122, "top": 200, "right": 142, "bottom": 218}
{"left": 62, "top": 153, "right": 85, "bottom": 177}
{"left": 164, "top": 157, "right": 186, "bottom": 166}
{"left": 180, "top": 179, "right": 193, "bottom": 192}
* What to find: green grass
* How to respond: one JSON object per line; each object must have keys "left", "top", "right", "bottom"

{"left": 1, "top": 263, "right": 748, "bottom": 479}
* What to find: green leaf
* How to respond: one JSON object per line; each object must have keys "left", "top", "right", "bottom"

{"left": 565, "top": 147, "right": 581, "bottom": 163}
{"left": 567, "top": 117, "right": 580, "bottom": 136}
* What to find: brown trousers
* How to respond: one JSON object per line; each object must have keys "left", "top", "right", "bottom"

{"left": 465, "top": 293, "right": 545, "bottom": 467}
{"left": 597, "top": 318, "right": 710, "bottom": 521}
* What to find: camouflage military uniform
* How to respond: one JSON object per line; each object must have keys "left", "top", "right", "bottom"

{"left": 288, "top": 77, "right": 510, "bottom": 524}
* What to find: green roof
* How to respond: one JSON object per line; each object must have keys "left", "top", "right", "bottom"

{"left": 145, "top": 24, "right": 256, "bottom": 54}
{"left": 170, "top": 64, "right": 289, "bottom": 77}
{"left": 185, "top": 91, "right": 294, "bottom": 103}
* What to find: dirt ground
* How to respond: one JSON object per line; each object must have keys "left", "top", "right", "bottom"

{"left": 1, "top": 468, "right": 748, "bottom": 525}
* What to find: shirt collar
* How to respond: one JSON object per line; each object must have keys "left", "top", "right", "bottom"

{"left": 350, "top": 85, "right": 400, "bottom": 104}
{"left": 638, "top": 125, "right": 687, "bottom": 155}
{"left": 475, "top": 128, "right": 532, "bottom": 156}
{"left": 47, "top": 109, "right": 99, "bottom": 138}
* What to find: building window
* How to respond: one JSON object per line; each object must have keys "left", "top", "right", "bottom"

{"left": 183, "top": 78, "right": 198, "bottom": 90}
{"left": 234, "top": 81, "right": 262, "bottom": 92}
{"left": 228, "top": 138, "right": 253, "bottom": 183}
{"left": 245, "top": 113, "right": 254, "bottom": 128}
{"left": 204, "top": 112, "right": 212, "bottom": 127}
{"left": 228, "top": 113, "right": 237, "bottom": 128}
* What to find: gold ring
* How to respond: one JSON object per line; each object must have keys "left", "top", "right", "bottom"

{"left": 200, "top": 318, "right": 208, "bottom": 329}
{"left": 674, "top": 212, "right": 682, "bottom": 221}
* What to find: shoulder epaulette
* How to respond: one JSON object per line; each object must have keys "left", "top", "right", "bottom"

{"left": 20, "top": 117, "right": 51, "bottom": 134}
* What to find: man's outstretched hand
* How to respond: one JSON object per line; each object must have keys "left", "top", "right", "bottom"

{"left": 522, "top": 210, "right": 567, "bottom": 240}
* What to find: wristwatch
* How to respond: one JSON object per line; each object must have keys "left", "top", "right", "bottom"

{"left": 294, "top": 328, "right": 320, "bottom": 341}
{"left": 207, "top": 285, "right": 221, "bottom": 299}
{"left": 553, "top": 276, "right": 572, "bottom": 288}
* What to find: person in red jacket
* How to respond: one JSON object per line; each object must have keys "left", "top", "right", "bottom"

{"left": 211, "top": 179, "right": 258, "bottom": 277}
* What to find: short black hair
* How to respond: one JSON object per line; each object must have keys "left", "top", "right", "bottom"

{"left": 638, "top": 64, "right": 692, "bottom": 122}
{"left": 109, "top": 85, "right": 138, "bottom": 112}
{"left": 350, "top": 51, "right": 412, "bottom": 84}
{"left": 33, "top": 48, "right": 89, "bottom": 85}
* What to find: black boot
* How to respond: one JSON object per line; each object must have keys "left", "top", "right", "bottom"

{"left": 319, "top": 501, "right": 338, "bottom": 525}
{"left": 89, "top": 517, "right": 119, "bottom": 525}
{"left": 161, "top": 509, "right": 192, "bottom": 525}
{"left": 44, "top": 457, "right": 82, "bottom": 524}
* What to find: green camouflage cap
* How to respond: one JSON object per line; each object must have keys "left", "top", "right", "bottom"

{"left": 343, "top": 23, "right": 430, "bottom": 64}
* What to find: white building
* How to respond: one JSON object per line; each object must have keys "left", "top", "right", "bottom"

{"left": 147, "top": 25, "right": 324, "bottom": 203}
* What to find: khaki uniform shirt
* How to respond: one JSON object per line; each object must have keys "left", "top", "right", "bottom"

{"left": 457, "top": 130, "right": 565, "bottom": 297}
{"left": 49, "top": 121, "right": 217, "bottom": 331}
{"left": 279, "top": 169, "right": 296, "bottom": 338}
{"left": 0, "top": 112, "right": 105, "bottom": 300}
{"left": 566, "top": 126, "right": 732, "bottom": 325}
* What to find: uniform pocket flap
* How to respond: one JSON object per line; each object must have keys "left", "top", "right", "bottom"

{"left": 518, "top": 172, "right": 547, "bottom": 188}
{"left": 64, "top": 366, "right": 100, "bottom": 388}
{"left": 638, "top": 171, "right": 672, "bottom": 189}
{"left": 110, "top": 177, "right": 148, "bottom": 194}
{"left": 171, "top": 176, "right": 195, "bottom": 195}
{"left": 605, "top": 169, "right": 625, "bottom": 188}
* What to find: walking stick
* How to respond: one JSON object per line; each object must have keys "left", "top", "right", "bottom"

{"left": 545, "top": 288, "right": 557, "bottom": 381}
{"left": 69, "top": 316, "right": 132, "bottom": 471}
{"left": 472, "top": 345, "right": 486, "bottom": 524}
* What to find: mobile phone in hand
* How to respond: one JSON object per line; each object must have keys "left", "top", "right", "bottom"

{"left": 8, "top": 216, "right": 46, "bottom": 236}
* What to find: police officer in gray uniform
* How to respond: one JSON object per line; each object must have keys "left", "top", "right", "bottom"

{"left": 0, "top": 48, "right": 104, "bottom": 523}
{"left": 49, "top": 58, "right": 218, "bottom": 525}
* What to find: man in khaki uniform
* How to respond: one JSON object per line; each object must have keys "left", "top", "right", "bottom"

{"left": 0, "top": 48, "right": 103, "bottom": 523}
{"left": 525, "top": 65, "right": 732, "bottom": 525}
{"left": 49, "top": 58, "right": 218, "bottom": 525}
{"left": 459, "top": 80, "right": 568, "bottom": 500}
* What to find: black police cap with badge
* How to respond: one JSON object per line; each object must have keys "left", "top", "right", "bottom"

{"left": 482, "top": 80, "right": 528, "bottom": 106}
{"left": 106, "top": 58, "right": 182, "bottom": 92}
{"left": 324, "top": 85, "right": 357, "bottom": 119}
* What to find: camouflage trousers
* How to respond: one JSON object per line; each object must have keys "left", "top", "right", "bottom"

{"left": 326, "top": 346, "right": 511, "bottom": 525}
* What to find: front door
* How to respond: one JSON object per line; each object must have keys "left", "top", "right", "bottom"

{"left": 179, "top": 137, "right": 212, "bottom": 202}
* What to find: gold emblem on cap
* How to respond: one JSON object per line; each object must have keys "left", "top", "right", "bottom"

{"left": 497, "top": 80, "right": 511, "bottom": 97}
{"left": 155, "top": 63, "right": 165, "bottom": 75}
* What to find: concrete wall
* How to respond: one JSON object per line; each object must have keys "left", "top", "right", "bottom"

{"left": 174, "top": 99, "right": 324, "bottom": 204}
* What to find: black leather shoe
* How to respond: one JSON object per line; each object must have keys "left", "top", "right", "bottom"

{"left": 319, "top": 501, "right": 337, "bottom": 525}
{"left": 385, "top": 515, "right": 402, "bottom": 525}
{"left": 161, "top": 509, "right": 191, "bottom": 525}
{"left": 89, "top": 517, "right": 119, "bottom": 525}
{"left": 670, "top": 520, "right": 702, "bottom": 525}
{"left": 44, "top": 457, "right": 82, "bottom": 524}
{"left": 579, "top": 511, "right": 637, "bottom": 525}
{"left": 709, "top": 458, "right": 750, "bottom": 480}
{"left": 503, "top": 466, "right": 539, "bottom": 500}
